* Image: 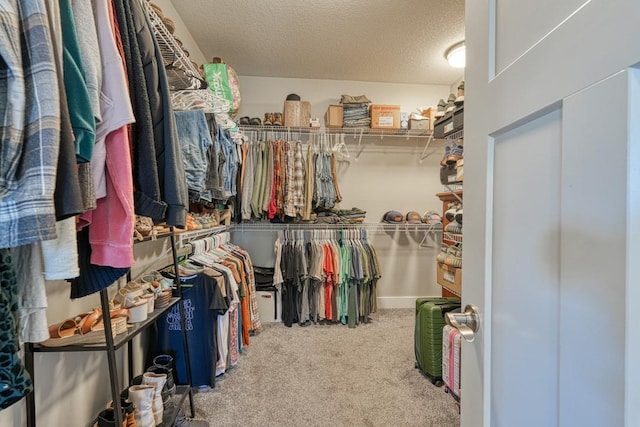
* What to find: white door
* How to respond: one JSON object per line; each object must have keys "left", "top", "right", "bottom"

{"left": 463, "top": 1, "right": 640, "bottom": 426}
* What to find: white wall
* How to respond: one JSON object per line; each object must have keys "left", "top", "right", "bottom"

{"left": 235, "top": 76, "right": 452, "bottom": 308}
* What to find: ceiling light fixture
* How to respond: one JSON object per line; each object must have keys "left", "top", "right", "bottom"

{"left": 446, "top": 41, "right": 466, "bottom": 68}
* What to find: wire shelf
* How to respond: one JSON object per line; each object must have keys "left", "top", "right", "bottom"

{"left": 232, "top": 222, "right": 442, "bottom": 233}
{"left": 238, "top": 125, "right": 432, "bottom": 139}
{"left": 444, "top": 232, "right": 463, "bottom": 243}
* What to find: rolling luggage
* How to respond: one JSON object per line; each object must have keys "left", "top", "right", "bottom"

{"left": 414, "top": 297, "right": 461, "bottom": 386}
{"left": 442, "top": 324, "right": 461, "bottom": 400}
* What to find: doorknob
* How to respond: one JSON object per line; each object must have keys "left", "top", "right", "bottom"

{"left": 445, "top": 304, "right": 480, "bottom": 342}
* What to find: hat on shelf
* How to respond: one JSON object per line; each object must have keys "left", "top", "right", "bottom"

{"left": 286, "top": 93, "right": 301, "bottom": 101}
{"left": 382, "top": 211, "right": 404, "bottom": 224}
{"left": 405, "top": 211, "right": 423, "bottom": 224}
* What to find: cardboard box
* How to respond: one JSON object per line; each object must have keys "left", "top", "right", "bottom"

{"left": 437, "top": 262, "right": 462, "bottom": 295}
{"left": 421, "top": 106, "right": 438, "bottom": 131}
{"left": 370, "top": 104, "right": 401, "bottom": 129}
{"left": 324, "top": 104, "right": 343, "bottom": 128}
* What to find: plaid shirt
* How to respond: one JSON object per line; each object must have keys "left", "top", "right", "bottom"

{"left": 293, "top": 141, "right": 305, "bottom": 215}
{"left": 0, "top": 0, "right": 60, "bottom": 248}
{"left": 283, "top": 141, "right": 296, "bottom": 217}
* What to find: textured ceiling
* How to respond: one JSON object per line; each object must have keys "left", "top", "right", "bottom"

{"left": 169, "top": 0, "right": 465, "bottom": 85}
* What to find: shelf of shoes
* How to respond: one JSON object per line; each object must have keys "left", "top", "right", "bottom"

{"left": 33, "top": 298, "right": 180, "bottom": 352}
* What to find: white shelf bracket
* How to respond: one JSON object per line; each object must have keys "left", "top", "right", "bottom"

{"left": 419, "top": 134, "right": 435, "bottom": 163}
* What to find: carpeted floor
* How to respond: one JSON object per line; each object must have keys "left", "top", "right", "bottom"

{"left": 188, "top": 309, "right": 459, "bottom": 427}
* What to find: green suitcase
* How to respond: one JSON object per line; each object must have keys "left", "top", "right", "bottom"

{"left": 414, "top": 297, "right": 461, "bottom": 386}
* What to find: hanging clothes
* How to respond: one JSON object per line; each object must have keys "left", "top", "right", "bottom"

{"left": 275, "top": 229, "right": 381, "bottom": 328}
{"left": 156, "top": 233, "right": 260, "bottom": 384}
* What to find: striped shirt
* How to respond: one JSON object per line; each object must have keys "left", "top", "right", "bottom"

{"left": 0, "top": 0, "right": 60, "bottom": 248}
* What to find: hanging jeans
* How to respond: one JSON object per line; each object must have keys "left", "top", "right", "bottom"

{"left": 174, "top": 110, "right": 212, "bottom": 199}
{"left": 218, "top": 126, "right": 239, "bottom": 199}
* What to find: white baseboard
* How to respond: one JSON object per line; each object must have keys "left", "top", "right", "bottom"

{"left": 377, "top": 296, "right": 438, "bottom": 309}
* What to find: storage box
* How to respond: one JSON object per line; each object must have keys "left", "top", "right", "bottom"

{"left": 409, "top": 118, "right": 430, "bottom": 130}
{"left": 440, "top": 164, "right": 459, "bottom": 185}
{"left": 437, "top": 262, "right": 462, "bottom": 295}
{"left": 256, "top": 289, "right": 281, "bottom": 322}
{"left": 284, "top": 100, "right": 303, "bottom": 127}
{"left": 433, "top": 112, "right": 454, "bottom": 138}
{"left": 456, "top": 159, "right": 464, "bottom": 182}
{"left": 421, "top": 107, "right": 438, "bottom": 131}
{"left": 453, "top": 106, "right": 464, "bottom": 131}
{"left": 370, "top": 104, "right": 401, "bottom": 129}
{"left": 324, "top": 104, "right": 343, "bottom": 128}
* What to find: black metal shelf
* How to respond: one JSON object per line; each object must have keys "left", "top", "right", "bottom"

{"left": 25, "top": 229, "right": 198, "bottom": 427}
{"left": 30, "top": 298, "right": 180, "bottom": 353}
{"left": 162, "top": 385, "right": 191, "bottom": 426}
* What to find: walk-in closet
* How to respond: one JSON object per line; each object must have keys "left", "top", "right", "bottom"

{"left": 3, "top": 0, "right": 639, "bottom": 426}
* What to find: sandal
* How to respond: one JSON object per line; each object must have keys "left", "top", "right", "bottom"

{"left": 134, "top": 215, "right": 157, "bottom": 241}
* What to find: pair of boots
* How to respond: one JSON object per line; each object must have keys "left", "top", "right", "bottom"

{"left": 97, "top": 398, "right": 135, "bottom": 427}
{"left": 129, "top": 372, "right": 167, "bottom": 427}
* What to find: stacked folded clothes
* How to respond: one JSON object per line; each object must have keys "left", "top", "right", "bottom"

{"left": 343, "top": 104, "right": 371, "bottom": 127}
{"left": 335, "top": 207, "right": 366, "bottom": 223}
{"left": 341, "top": 94, "right": 371, "bottom": 128}
{"left": 310, "top": 207, "right": 367, "bottom": 224}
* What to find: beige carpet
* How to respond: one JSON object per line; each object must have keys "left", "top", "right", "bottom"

{"left": 190, "top": 309, "right": 460, "bottom": 427}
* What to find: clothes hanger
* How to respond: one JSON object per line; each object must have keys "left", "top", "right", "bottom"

{"left": 331, "top": 133, "right": 351, "bottom": 161}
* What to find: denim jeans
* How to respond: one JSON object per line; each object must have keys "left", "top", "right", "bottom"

{"left": 217, "top": 126, "right": 238, "bottom": 198}
{"left": 174, "top": 110, "right": 212, "bottom": 197}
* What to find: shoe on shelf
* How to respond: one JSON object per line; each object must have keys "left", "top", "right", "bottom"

{"left": 445, "top": 220, "right": 462, "bottom": 234}
{"left": 238, "top": 116, "right": 250, "bottom": 126}
{"left": 444, "top": 245, "right": 463, "bottom": 268}
{"left": 273, "top": 112, "right": 284, "bottom": 126}
{"left": 440, "top": 145, "right": 451, "bottom": 166}
{"left": 444, "top": 204, "right": 458, "bottom": 223}
{"left": 455, "top": 81, "right": 464, "bottom": 105}
{"left": 435, "top": 99, "right": 446, "bottom": 118}
{"left": 455, "top": 208, "right": 463, "bottom": 225}
{"left": 445, "top": 93, "right": 457, "bottom": 114}
{"left": 436, "top": 245, "right": 449, "bottom": 264}
{"left": 446, "top": 145, "right": 463, "bottom": 165}
{"left": 249, "top": 117, "right": 262, "bottom": 126}
{"left": 263, "top": 113, "right": 273, "bottom": 126}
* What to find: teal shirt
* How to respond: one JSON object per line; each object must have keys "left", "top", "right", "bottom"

{"left": 60, "top": 0, "right": 96, "bottom": 163}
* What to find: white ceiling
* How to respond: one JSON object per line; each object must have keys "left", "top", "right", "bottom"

{"left": 169, "top": 0, "right": 465, "bottom": 86}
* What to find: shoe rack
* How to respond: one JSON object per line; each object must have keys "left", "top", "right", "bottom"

{"left": 21, "top": 227, "right": 233, "bottom": 426}
{"left": 435, "top": 129, "right": 464, "bottom": 298}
